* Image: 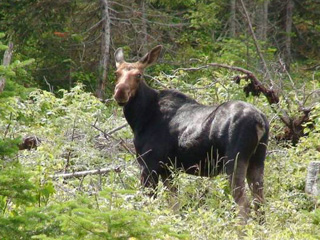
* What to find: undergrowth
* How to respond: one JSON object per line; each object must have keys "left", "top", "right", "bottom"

{"left": 0, "top": 82, "right": 320, "bottom": 239}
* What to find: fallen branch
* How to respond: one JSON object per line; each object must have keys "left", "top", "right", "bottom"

{"left": 51, "top": 150, "right": 152, "bottom": 180}
{"left": 51, "top": 166, "right": 121, "bottom": 179}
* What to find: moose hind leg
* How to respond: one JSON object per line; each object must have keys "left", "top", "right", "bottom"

{"left": 226, "top": 156, "right": 250, "bottom": 223}
{"left": 247, "top": 144, "right": 266, "bottom": 223}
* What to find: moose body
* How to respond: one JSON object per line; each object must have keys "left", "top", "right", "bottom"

{"left": 114, "top": 46, "right": 269, "bottom": 221}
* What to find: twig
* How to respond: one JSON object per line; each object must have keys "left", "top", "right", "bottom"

{"left": 303, "top": 89, "right": 320, "bottom": 106}
{"left": 278, "top": 56, "right": 303, "bottom": 108}
{"left": 3, "top": 112, "right": 13, "bottom": 138}
{"left": 91, "top": 124, "right": 134, "bottom": 156}
{"left": 43, "top": 76, "right": 54, "bottom": 93}
{"left": 64, "top": 117, "right": 77, "bottom": 173}
{"left": 107, "top": 123, "right": 128, "bottom": 135}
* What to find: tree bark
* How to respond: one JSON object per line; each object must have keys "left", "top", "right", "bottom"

{"left": 140, "top": 0, "right": 148, "bottom": 54}
{"left": 305, "top": 161, "right": 320, "bottom": 196}
{"left": 230, "top": 0, "right": 236, "bottom": 37}
{"left": 96, "top": 0, "right": 111, "bottom": 99}
{"left": 0, "top": 42, "right": 14, "bottom": 93}
{"left": 239, "top": 0, "right": 274, "bottom": 86}
{"left": 256, "top": 0, "right": 269, "bottom": 41}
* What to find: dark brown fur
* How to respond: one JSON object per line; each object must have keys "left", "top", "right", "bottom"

{"left": 114, "top": 46, "right": 269, "bottom": 223}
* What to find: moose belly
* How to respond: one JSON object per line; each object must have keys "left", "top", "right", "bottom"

{"left": 173, "top": 142, "right": 223, "bottom": 177}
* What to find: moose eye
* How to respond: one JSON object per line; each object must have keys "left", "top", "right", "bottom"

{"left": 136, "top": 73, "right": 142, "bottom": 79}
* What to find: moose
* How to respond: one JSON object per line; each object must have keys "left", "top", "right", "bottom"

{"left": 113, "top": 45, "right": 269, "bottom": 222}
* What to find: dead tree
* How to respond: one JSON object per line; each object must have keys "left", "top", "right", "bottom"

{"left": 96, "top": 0, "right": 111, "bottom": 99}
{"left": 0, "top": 42, "right": 13, "bottom": 93}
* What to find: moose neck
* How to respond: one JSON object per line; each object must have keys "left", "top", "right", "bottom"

{"left": 123, "top": 80, "right": 159, "bottom": 134}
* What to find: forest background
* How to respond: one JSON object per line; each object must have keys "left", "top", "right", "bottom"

{"left": 0, "top": 0, "right": 320, "bottom": 239}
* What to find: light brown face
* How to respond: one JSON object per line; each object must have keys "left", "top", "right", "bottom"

{"left": 113, "top": 45, "right": 162, "bottom": 106}
{"left": 114, "top": 62, "right": 144, "bottom": 106}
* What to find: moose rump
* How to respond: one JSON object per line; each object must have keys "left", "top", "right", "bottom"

{"left": 113, "top": 45, "right": 269, "bottom": 222}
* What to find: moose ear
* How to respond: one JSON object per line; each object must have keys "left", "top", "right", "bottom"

{"left": 115, "top": 48, "right": 125, "bottom": 68}
{"left": 139, "top": 45, "right": 163, "bottom": 67}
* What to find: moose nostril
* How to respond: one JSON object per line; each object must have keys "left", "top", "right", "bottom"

{"left": 114, "top": 84, "right": 130, "bottom": 104}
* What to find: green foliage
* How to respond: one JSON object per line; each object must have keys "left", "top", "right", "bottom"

{"left": 0, "top": 0, "right": 320, "bottom": 238}
{"left": 148, "top": 0, "right": 196, "bottom": 9}
{"left": 0, "top": 138, "right": 41, "bottom": 239}
{"left": 0, "top": 77, "right": 318, "bottom": 239}
{"left": 0, "top": 32, "right": 36, "bottom": 99}
{"left": 0, "top": 138, "right": 20, "bottom": 158}
{"left": 32, "top": 189, "right": 187, "bottom": 240}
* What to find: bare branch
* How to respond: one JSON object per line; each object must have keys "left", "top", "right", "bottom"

{"left": 107, "top": 123, "right": 128, "bottom": 135}
{"left": 91, "top": 123, "right": 134, "bottom": 156}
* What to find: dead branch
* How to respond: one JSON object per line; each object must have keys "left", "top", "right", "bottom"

{"left": 51, "top": 149, "right": 152, "bottom": 180}
{"left": 51, "top": 166, "right": 121, "bottom": 179}
{"left": 107, "top": 123, "right": 127, "bottom": 135}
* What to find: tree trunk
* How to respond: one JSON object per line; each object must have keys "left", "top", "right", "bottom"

{"left": 256, "top": 0, "right": 269, "bottom": 41}
{"left": 230, "top": 0, "right": 236, "bottom": 37}
{"left": 284, "top": 0, "right": 294, "bottom": 71}
{"left": 140, "top": 0, "right": 148, "bottom": 54}
{"left": 0, "top": 42, "right": 14, "bottom": 93}
{"left": 96, "top": 0, "right": 111, "bottom": 99}
{"left": 305, "top": 161, "right": 320, "bottom": 196}
{"left": 240, "top": 0, "right": 274, "bottom": 86}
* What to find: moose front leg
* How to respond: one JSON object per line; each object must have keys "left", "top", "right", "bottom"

{"left": 140, "top": 168, "right": 159, "bottom": 197}
{"left": 161, "top": 173, "right": 180, "bottom": 211}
